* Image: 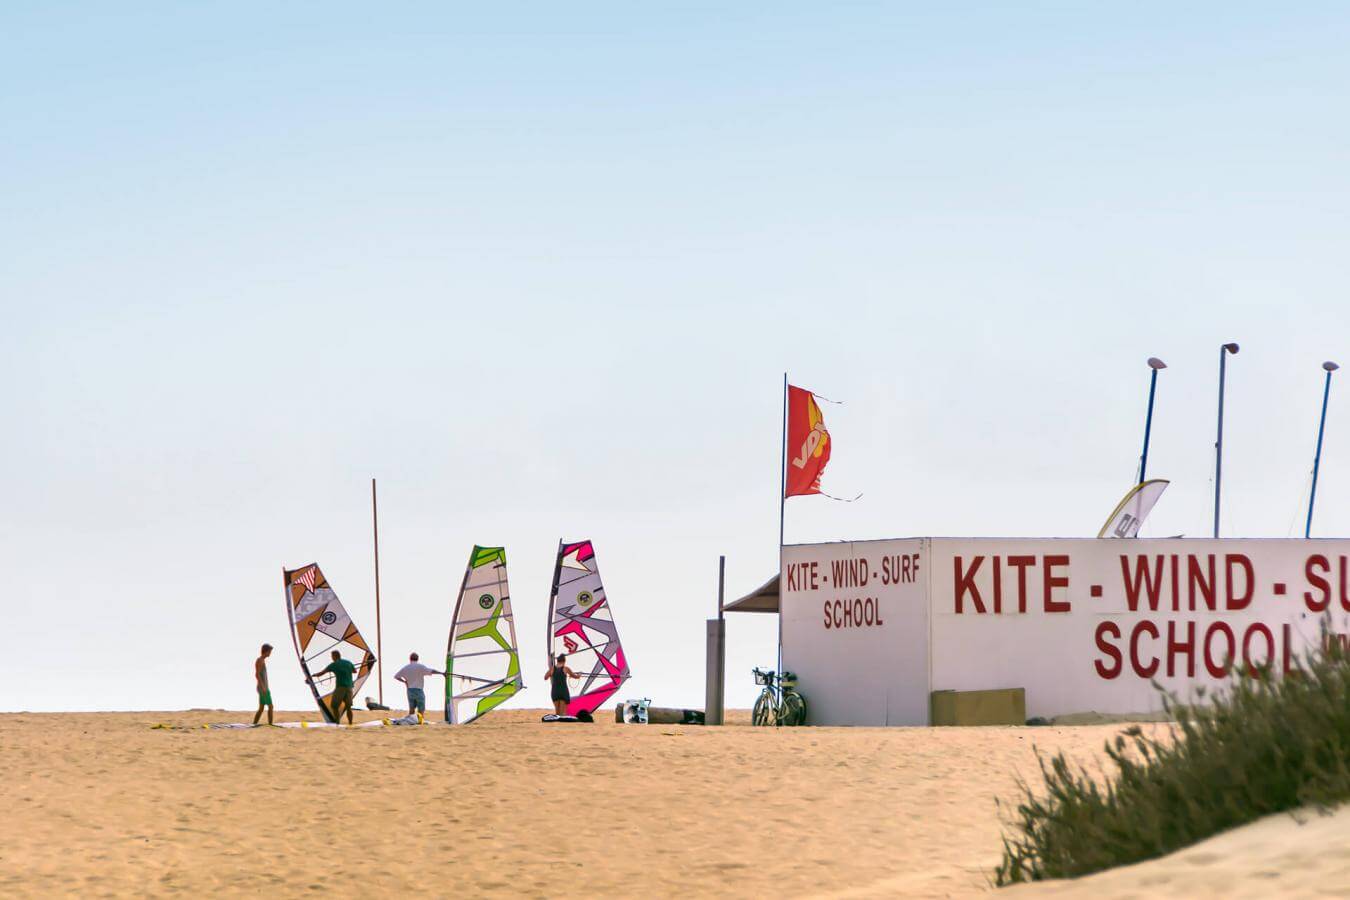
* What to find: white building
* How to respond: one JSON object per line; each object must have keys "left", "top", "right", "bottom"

{"left": 726, "top": 537, "right": 1350, "bottom": 725}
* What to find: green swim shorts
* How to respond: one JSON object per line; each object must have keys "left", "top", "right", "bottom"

{"left": 258, "top": 689, "right": 273, "bottom": 705}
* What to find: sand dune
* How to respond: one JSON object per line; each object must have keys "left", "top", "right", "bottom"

{"left": 2, "top": 710, "right": 1295, "bottom": 898}
{"left": 1011, "top": 804, "right": 1350, "bottom": 899}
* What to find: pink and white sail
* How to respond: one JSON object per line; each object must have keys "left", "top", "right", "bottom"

{"left": 546, "top": 539, "right": 630, "bottom": 716}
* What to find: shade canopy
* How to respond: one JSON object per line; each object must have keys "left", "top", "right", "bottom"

{"left": 723, "top": 573, "right": 779, "bottom": 613}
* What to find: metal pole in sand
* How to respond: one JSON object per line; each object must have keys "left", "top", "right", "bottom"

{"left": 372, "top": 477, "right": 384, "bottom": 706}
{"left": 1307, "top": 361, "right": 1339, "bottom": 538}
{"left": 1139, "top": 357, "right": 1166, "bottom": 483}
{"left": 1213, "top": 343, "right": 1239, "bottom": 538}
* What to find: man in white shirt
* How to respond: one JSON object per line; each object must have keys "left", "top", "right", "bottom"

{"left": 393, "top": 652, "right": 442, "bottom": 722}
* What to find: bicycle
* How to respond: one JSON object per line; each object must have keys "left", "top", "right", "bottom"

{"left": 752, "top": 667, "right": 807, "bottom": 726}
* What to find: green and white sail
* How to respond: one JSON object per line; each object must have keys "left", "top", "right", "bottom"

{"left": 445, "top": 546, "right": 522, "bottom": 724}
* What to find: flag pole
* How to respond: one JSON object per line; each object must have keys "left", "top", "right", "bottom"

{"left": 1138, "top": 357, "right": 1166, "bottom": 483}
{"left": 1213, "top": 342, "right": 1239, "bottom": 538}
{"left": 778, "top": 373, "right": 787, "bottom": 675}
{"left": 1307, "top": 361, "right": 1339, "bottom": 538}
{"left": 371, "top": 477, "right": 384, "bottom": 706}
{"left": 780, "top": 372, "right": 788, "bottom": 547}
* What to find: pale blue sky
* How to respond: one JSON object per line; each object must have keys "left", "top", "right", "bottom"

{"left": 4, "top": 4, "right": 1350, "bottom": 711}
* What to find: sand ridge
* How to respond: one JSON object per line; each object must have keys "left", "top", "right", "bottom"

{"left": 1010, "top": 805, "right": 1350, "bottom": 899}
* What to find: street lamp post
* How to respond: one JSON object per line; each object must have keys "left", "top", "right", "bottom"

{"left": 1213, "top": 342, "right": 1240, "bottom": 538}
{"left": 1306, "top": 361, "right": 1340, "bottom": 538}
{"left": 1139, "top": 357, "right": 1167, "bottom": 483}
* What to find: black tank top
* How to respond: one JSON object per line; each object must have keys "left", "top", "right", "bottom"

{"left": 552, "top": 666, "right": 568, "bottom": 691}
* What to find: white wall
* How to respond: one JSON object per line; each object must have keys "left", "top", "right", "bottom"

{"left": 928, "top": 538, "right": 1350, "bottom": 719}
{"left": 782, "top": 537, "right": 1350, "bottom": 725}
{"left": 780, "top": 539, "right": 929, "bottom": 725}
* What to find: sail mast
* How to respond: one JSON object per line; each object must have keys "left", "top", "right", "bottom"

{"left": 371, "top": 477, "right": 384, "bottom": 707}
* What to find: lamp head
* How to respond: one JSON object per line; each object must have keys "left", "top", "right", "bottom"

{"left": 1147, "top": 357, "right": 1167, "bottom": 370}
{"left": 1223, "top": 342, "right": 1240, "bottom": 354}
{"left": 1324, "top": 361, "right": 1340, "bottom": 372}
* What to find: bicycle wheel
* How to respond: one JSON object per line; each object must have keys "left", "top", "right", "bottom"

{"left": 753, "top": 690, "right": 777, "bottom": 726}
{"left": 781, "top": 690, "right": 806, "bottom": 726}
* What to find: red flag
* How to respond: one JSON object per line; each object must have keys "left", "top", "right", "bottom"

{"left": 784, "top": 385, "right": 831, "bottom": 498}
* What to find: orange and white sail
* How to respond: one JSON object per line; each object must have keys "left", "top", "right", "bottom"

{"left": 282, "top": 563, "right": 376, "bottom": 722}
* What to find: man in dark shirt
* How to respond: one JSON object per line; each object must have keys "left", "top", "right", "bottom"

{"left": 314, "top": 650, "right": 360, "bottom": 725}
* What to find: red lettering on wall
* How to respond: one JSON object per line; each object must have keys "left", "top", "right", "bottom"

{"left": 1340, "top": 557, "right": 1350, "bottom": 612}
{"left": 954, "top": 556, "right": 985, "bottom": 614}
{"left": 1043, "top": 555, "right": 1070, "bottom": 613}
{"left": 786, "top": 562, "right": 821, "bottom": 592}
{"left": 822, "top": 597, "right": 884, "bottom": 630}
{"left": 1188, "top": 555, "right": 1216, "bottom": 611}
{"left": 1203, "top": 622, "right": 1235, "bottom": 678}
{"left": 1008, "top": 556, "right": 1034, "bottom": 614}
{"left": 1170, "top": 554, "right": 1180, "bottom": 611}
{"left": 1306, "top": 555, "right": 1331, "bottom": 612}
{"left": 1130, "top": 620, "right": 1160, "bottom": 678}
{"left": 1121, "top": 556, "right": 1164, "bottom": 611}
{"left": 1226, "top": 555, "right": 1254, "bottom": 610}
{"left": 1094, "top": 622, "right": 1122, "bottom": 679}
{"left": 1166, "top": 620, "right": 1196, "bottom": 678}
{"left": 1243, "top": 623, "right": 1274, "bottom": 676}
{"left": 992, "top": 556, "right": 1002, "bottom": 614}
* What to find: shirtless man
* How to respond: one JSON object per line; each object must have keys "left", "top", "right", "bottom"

{"left": 253, "top": 643, "right": 274, "bottom": 725}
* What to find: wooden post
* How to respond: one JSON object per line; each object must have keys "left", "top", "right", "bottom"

{"left": 705, "top": 555, "right": 727, "bottom": 725}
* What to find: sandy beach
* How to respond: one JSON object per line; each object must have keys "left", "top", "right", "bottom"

{"left": 0, "top": 710, "right": 1180, "bottom": 898}
{"left": 5, "top": 711, "right": 1345, "bottom": 897}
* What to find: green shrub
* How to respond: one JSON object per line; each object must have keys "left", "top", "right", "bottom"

{"left": 996, "top": 626, "right": 1350, "bottom": 885}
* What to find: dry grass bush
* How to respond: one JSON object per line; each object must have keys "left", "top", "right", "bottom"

{"left": 996, "top": 626, "right": 1350, "bottom": 884}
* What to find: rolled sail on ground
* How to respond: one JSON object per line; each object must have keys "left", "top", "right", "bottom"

{"left": 446, "top": 546, "right": 523, "bottom": 724}
{"left": 282, "top": 563, "right": 376, "bottom": 723}
{"left": 547, "top": 539, "right": 630, "bottom": 716}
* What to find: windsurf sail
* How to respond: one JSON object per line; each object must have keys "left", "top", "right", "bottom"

{"left": 445, "top": 545, "right": 523, "bottom": 724}
{"left": 282, "top": 563, "right": 376, "bottom": 723}
{"left": 547, "top": 539, "right": 630, "bottom": 716}
{"left": 1097, "top": 479, "right": 1170, "bottom": 538}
